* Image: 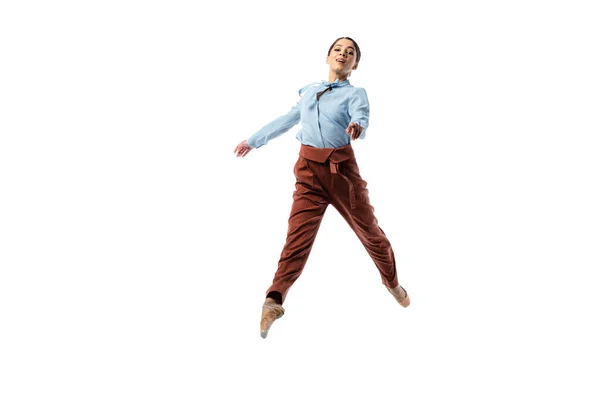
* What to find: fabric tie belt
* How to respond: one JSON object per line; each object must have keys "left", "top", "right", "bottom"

{"left": 299, "top": 143, "right": 357, "bottom": 209}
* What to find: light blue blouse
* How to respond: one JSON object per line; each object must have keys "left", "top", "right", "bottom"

{"left": 247, "top": 79, "right": 370, "bottom": 149}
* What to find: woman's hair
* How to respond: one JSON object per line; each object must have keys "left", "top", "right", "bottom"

{"left": 327, "top": 37, "right": 361, "bottom": 64}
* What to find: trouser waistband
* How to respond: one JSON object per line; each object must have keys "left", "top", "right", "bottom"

{"left": 299, "top": 143, "right": 356, "bottom": 209}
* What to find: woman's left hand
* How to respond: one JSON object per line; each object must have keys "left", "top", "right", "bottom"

{"left": 345, "top": 122, "right": 363, "bottom": 140}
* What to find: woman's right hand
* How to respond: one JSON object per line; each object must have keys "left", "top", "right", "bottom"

{"left": 233, "top": 140, "right": 253, "bottom": 158}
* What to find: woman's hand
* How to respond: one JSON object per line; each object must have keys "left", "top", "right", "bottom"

{"left": 233, "top": 140, "right": 253, "bottom": 157}
{"left": 345, "top": 122, "right": 363, "bottom": 140}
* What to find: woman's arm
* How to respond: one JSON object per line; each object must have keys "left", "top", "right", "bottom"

{"left": 246, "top": 98, "right": 302, "bottom": 149}
{"left": 348, "top": 88, "right": 370, "bottom": 140}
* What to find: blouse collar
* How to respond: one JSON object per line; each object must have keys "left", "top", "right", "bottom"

{"left": 320, "top": 78, "right": 351, "bottom": 88}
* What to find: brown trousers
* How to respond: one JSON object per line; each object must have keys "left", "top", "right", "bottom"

{"left": 266, "top": 143, "right": 399, "bottom": 304}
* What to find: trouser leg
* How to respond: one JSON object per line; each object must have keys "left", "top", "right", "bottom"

{"left": 329, "top": 157, "right": 399, "bottom": 289}
{"left": 266, "top": 156, "right": 329, "bottom": 304}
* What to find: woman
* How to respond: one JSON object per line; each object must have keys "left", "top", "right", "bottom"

{"left": 233, "top": 37, "right": 410, "bottom": 339}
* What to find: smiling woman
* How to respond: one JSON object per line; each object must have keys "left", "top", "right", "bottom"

{"left": 233, "top": 36, "right": 410, "bottom": 339}
{"left": 328, "top": 36, "right": 361, "bottom": 72}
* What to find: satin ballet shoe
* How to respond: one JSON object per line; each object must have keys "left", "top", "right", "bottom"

{"left": 387, "top": 284, "right": 411, "bottom": 308}
{"left": 260, "top": 298, "right": 285, "bottom": 338}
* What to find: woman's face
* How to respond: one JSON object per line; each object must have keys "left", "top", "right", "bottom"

{"left": 326, "top": 38, "right": 358, "bottom": 76}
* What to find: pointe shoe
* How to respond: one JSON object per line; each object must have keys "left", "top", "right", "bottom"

{"left": 387, "top": 285, "right": 411, "bottom": 308}
{"left": 260, "top": 298, "right": 285, "bottom": 338}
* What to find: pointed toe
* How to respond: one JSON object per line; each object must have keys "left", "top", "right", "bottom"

{"left": 259, "top": 298, "right": 285, "bottom": 338}
{"left": 387, "top": 285, "right": 410, "bottom": 308}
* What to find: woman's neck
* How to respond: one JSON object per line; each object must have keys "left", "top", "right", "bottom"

{"left": 328, "top": 71, "right": 350, "bottom": 83}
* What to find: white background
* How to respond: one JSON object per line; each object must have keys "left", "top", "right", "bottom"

{"left": 1, "top": 0, "right": 599, "bottom": 399}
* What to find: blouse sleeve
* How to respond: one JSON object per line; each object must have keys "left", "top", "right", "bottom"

{"left": 247, "top": 98, "right": 302, "bottom": 149}
{"left": 348, "top": 87, "right": 370, "bottom": 140}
